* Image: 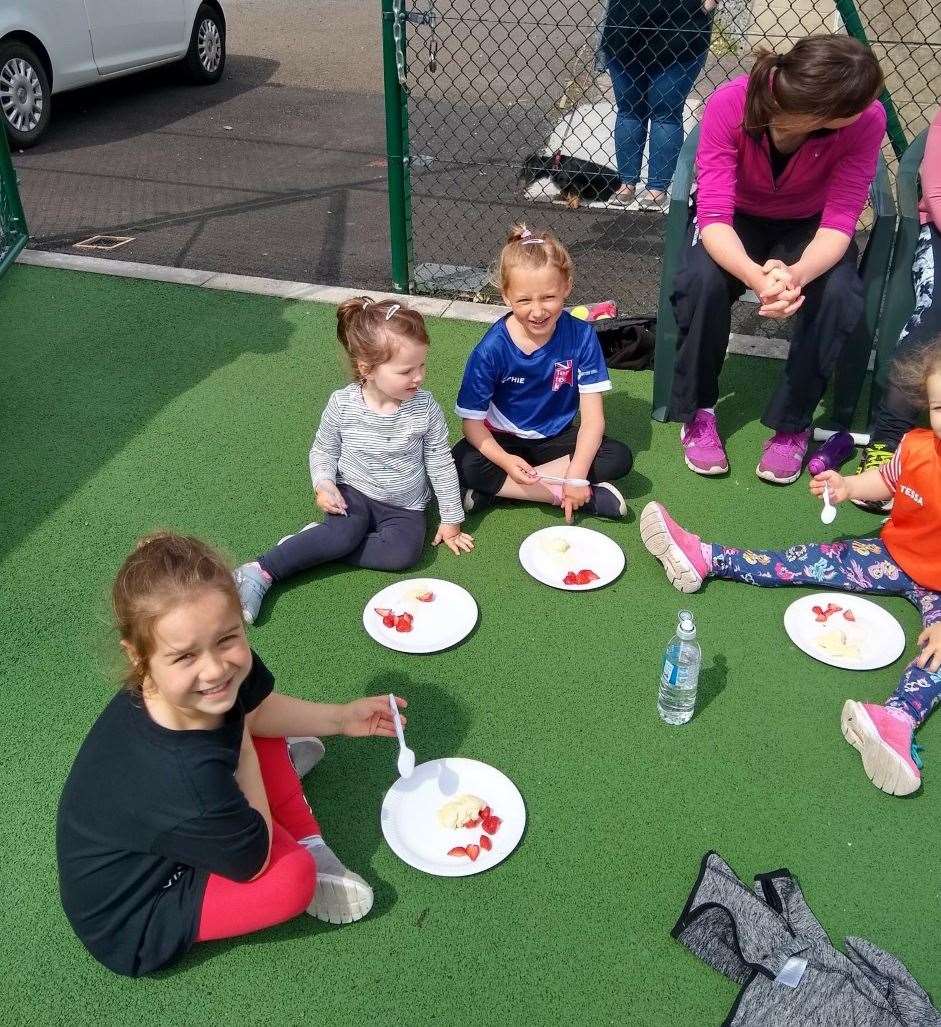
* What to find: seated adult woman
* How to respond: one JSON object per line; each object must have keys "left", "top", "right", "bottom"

{"left": 667, "top": 34, "right": 886, "bottom": 484}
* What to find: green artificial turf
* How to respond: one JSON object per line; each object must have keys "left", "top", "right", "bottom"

{"left": 2, "top": 264, "right": 938, "bottom": 1025}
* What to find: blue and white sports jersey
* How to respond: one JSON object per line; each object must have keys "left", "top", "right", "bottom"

{"left": 455, "top": 311, "right": 612, "bottom": 439}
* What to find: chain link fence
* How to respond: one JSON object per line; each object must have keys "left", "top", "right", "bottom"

{"left": 0, "top": 126, "right": 28, "bottom": 276}
{"left": 385, "top": 0, "right": 939, "bottom": 319}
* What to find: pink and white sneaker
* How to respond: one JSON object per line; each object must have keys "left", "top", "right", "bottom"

{"left": 680, "top": 409, "right": 729, "bottom": 475}
{"left": 840, "top": 700, "right": 922, "bottom": 796}
{"left": 640, "top": 501, "right": 711, "bottom": 593}
{"left": 756, "top": 429, "right": 811, "bottom": 484}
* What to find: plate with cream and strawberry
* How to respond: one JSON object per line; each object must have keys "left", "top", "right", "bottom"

{"left": 380, "top": 757, "right": 525, "bottom": 876}
{"left": 363, "top": 578, "right": 478, "bottom": 654}
{"left": 783, "top": 592, "right": 905, "bottom": 671}
{"left": 518, "top": 525, "right": 625, "bottom": 590}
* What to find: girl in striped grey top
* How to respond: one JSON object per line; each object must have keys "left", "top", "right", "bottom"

{"left": 235, "top": 298, "right": 473, "bottom": 624}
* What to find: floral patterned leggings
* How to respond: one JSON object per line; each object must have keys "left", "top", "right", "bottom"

{"left": 711, "top": 536, "right": 941, "bottom": 725}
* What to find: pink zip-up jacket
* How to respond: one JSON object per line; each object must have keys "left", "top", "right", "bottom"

{"left": 918, "top": 106, "right": 940, "bottom": 229}
{"left": 695, "top": 76, "right": 886, "bottom": 237}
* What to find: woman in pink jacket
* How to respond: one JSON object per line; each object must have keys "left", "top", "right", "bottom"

{"left": 667, "top": 35, "right": 886, "bottom": 484}
{"left": 852, "top": 105, "right": 941, "bottom": 512}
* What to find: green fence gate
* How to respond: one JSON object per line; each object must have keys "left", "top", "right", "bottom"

{"left": 0, "top": 127, "right": 28, "bottom": 277}
{"left": 381, "top": 0, "right": 939, "bottom": 314}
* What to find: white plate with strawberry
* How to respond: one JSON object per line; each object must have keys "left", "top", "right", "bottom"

{"left": 783, "top": 592, "right": 905, "bottom": 671}
{"left": 518, "top": 525, "right": 625, "bottom": 591}
{"left": 363, "top": 578, "right": 478, "bottom": 654}
{"left": 380, "top": 757, "right": 525, "bottom": 876}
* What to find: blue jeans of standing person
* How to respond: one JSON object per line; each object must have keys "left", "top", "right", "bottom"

{"left": 607, "top": 55, "right": 705, "bottom": 191}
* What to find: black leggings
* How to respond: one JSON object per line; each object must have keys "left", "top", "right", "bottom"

{"left": 257, "top": 484, "right": 426, "bottom": 582}
{"left": 668, "top": 210, "right": 864, "bottom": 432}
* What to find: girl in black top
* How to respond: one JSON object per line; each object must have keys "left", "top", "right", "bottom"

{"left": 56, "top": 532, "right": 404, "bottom": 976}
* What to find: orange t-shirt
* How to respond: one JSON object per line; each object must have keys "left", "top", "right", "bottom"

{"left": 880, "top": 429, "right": 941, "bottom": 590}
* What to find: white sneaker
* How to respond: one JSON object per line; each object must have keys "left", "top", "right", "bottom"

{"left": 307, "top": 869, "right": 374, "bottom": 925}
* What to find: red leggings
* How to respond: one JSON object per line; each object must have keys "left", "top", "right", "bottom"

{"left": 195, "top": 736, "right": 320, "bottom": 942}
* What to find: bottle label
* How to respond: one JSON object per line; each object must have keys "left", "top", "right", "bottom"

{"left": 663, "top": 659, "right": 679, "bottom": 685}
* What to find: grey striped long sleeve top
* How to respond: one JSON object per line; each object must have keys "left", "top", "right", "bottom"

{"left": 308, "top": 383, "right": 465, "bottom": 524}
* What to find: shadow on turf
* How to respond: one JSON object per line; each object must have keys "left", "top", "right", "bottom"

{"left": 694, "top": 653, "right": 728, "bottom": 718}
{"left": 0, "top": 269, "right": 296, "bottom": 564}
{"left": 165, "top": 674, "right": 471, "bottom": 973}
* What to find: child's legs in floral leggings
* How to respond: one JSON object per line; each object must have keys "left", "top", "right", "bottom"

{"left": 711, "top": 536, "right": 941, "bottom": 728}
{"left": 196, "top": 737, "right": 320, "bottom": 942}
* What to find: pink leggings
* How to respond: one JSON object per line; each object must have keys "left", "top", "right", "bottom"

{"left": 195, "top": 736, "right": 320, "bottom": 942}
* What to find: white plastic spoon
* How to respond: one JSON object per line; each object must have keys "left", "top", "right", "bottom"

{"left": 537, "top": 473, "right": 591, "bottom": 487}
{"left": 388, "top": 693, "right": 415, "bottom": 778}
{"left": 821, "top": 483, "right": 836, "bottom": 525}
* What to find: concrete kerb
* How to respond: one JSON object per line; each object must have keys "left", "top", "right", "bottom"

{"left": 13, "top": 249, "right": 785, "bottom": 357}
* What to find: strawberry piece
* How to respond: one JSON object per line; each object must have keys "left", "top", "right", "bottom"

{"left": 479, "top": 835, "right": 492, "bottom": 851}
{"left": 479, "top": 806, "right": 491, "bottom": 821}
{"left": 814, "top": 613, "right": 828, "bottom": 623}
{"left": 417, "top": 591, "right": 435, "bottom": 603}
{"left": 447, "top": 846, "right": 467, "bottom": 858}
{"left": 563, "top": 571, "right": 579, "bottom": 586}
{"left": 812, "top": 605, "right": 824, "bottom": 616}
{"left": 395, "top": 612, "right": 414, "bottom": 633}
{"left": 481, "top": 815, "right": 501, "bottom": 835}
{"left": 465, "top": 844, "right": 480, "bottom": 862}
{"left": 826, "top": 603, "right": 842, "bottom": 613}
{"left": 463, "top": 817, "right": 480, "bottom": 829}
{"left": 374, "top": 607, "right": 392, "bottom": 617}
{"left": 579, "top": 568, "right": 600, "bottom": 583}
{"left": 382, "top": 613, "right": 396, "bottom": 628}
{"left": 843, "top": 609, "right": 856, "bottom": 621}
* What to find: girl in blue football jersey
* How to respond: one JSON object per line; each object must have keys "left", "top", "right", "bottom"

{"left": 452, "top": 225, "right": 633, "bottom": 522}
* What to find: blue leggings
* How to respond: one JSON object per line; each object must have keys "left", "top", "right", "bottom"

{"left": 712, "top": 537, "right": 941, "bottom": 725}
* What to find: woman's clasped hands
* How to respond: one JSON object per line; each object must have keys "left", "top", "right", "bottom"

{"left": 752, "top": 259, "right": 806, "bottom": 319}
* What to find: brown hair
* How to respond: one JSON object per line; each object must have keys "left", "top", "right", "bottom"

{"left": 112, "top": 532, "right": 241, "bottom": 694}
{"left": 889, "top": 336, "right": 941, "bottom": 408}
{"left": 495, "top": 223, "right": 574, "bottom": 295}
{"left": 744, "top": 35, "right": 884, "bottom": 135}
{"left": 335, "top": 297, "right": 430, "bottom": 382}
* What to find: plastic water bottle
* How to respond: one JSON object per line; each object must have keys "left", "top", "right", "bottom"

{"left": 807, "top": 431, "right": 855, "bottom": 475}
{"left": 658, "top": 610, "right": 701, "bottom": 725}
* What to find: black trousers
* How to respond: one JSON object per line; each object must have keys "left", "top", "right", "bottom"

{"left": 452, "top": 421, "right": 633, "bottom": 495}
{"left": 870, "top": 223, "right": 941, "bottom": 448}
{"left": 668, "top": 211, "right": 864, "bottom": 432}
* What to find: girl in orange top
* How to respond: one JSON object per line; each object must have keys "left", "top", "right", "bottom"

{"left": 640, "top": 339, "right": 941, "bottom": 799}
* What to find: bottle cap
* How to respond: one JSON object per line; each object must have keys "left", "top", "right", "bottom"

{"left": 677, "top": 609, "right": 696, "bottom": 639}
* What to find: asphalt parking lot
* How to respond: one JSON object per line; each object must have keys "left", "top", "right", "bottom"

{"left": 11, "top": 1, "right": 396, "bottom": 288}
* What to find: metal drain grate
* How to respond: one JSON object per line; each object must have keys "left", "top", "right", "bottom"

{"left": 73, "top": 234, "right": 135, "bottom": 251}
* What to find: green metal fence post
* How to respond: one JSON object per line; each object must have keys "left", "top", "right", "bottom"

{"left": 381, "top": 0, "right": 412, "bottom": 293}
{"left": 834, "top": 0, "right": 908, "bottom": 159}
{"left": 0, "top": 128, "right": 29, "bottom": 278}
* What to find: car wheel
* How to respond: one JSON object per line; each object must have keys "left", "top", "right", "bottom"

{"left": 185, "top": 4, "right": 225, "bottom": 84}
{"left": 0, "top": 41, "right": 51, "bottom": 149}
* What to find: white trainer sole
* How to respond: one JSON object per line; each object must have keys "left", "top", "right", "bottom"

{"left": 840, "top": 700, "right": 920, "bottom": 796}
{"left": 307, "top": 870, "right": 374, "bottom": 925}
{"left": 683, "top": 455, "right": 728, "bottom": 476}
{"left": 639, "top": 502, "right": 704, "bottom": 594}
{"left": 755, "top": 463, "right": 801, "bottom": 485}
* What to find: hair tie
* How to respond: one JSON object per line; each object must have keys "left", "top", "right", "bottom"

{"left": 521, "top": 235, "right": 545, "bottom": 246}
{"left": 385, "top": 303, "right": 401, "bottom": 320}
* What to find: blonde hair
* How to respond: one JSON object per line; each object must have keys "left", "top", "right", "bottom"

{"left": 112, "top": 532, "right": 240, "bottom": 694}
{"left": 495, "top": 224, "right": 574, "bottom": 295}
{"left": 336, "top": 297, "right": 430, "bottom": 382}
{"left": 889, "top": 336, "right": 941, "bottom": 408}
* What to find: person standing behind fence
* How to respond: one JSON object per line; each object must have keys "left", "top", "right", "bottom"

{"left": 851, "top": 105, "right": 941, "bottom": 513}
{"left": 452, "top": 226, "right": 633, "bottom": 522}
{"left": 601, "top": 0, "right": 715, "bottom": 211}
{"left": 667, "top": 35, "right": 886, "bottom": 485}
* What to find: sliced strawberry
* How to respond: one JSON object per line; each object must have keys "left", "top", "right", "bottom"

{"left": 479, "top": 806, "right": 491, "bottom": 821}
{"left": 814, "top": 613, "right": 828, "bottom": 623}
{"left": 416, "top": 591, "right": 435, "bottom": 603}
{"left": 843, "top": 609, "right": 856, "bottom": 621}
{"left": 563, "top": 571, "right": 579, "bottom": 586}
{"left": 481, "top": 815, "right": 501, "bottom": 835}
{"left": 479, "top": 834, "right": 492, "bottom": 851}
{"left": 580, "top": 568, "right": 600, "bottom": 583}
{"left": 447, "top": 846, "right": 467, "bottom": 857}
{"left": 395, "top": 612, "right": 414, "bottom": 633}
{"left": 463, "top": 817, "right": 480, "bottom": 829}
{"left": 465, "top": 844, "right": 480, "bottom": 862}
{"left": 826, "top": 603, "right": 842, "bottom": 613}
{"left": 382, "top": 613, "right": 396, "bottom": 628}
{"left": 374, "top": 607, "right": 393, "bottom": 617}
{"left": 812, "top": 605, "right": 824, "bottom": 616}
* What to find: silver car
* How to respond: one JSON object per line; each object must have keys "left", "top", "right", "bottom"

{"left": 0, "top": 0, "right": 226, "bottom": 148}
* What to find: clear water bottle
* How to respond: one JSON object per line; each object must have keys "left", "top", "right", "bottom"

{"left": 658, "top": 610, "right": 701, "bottom": 725}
